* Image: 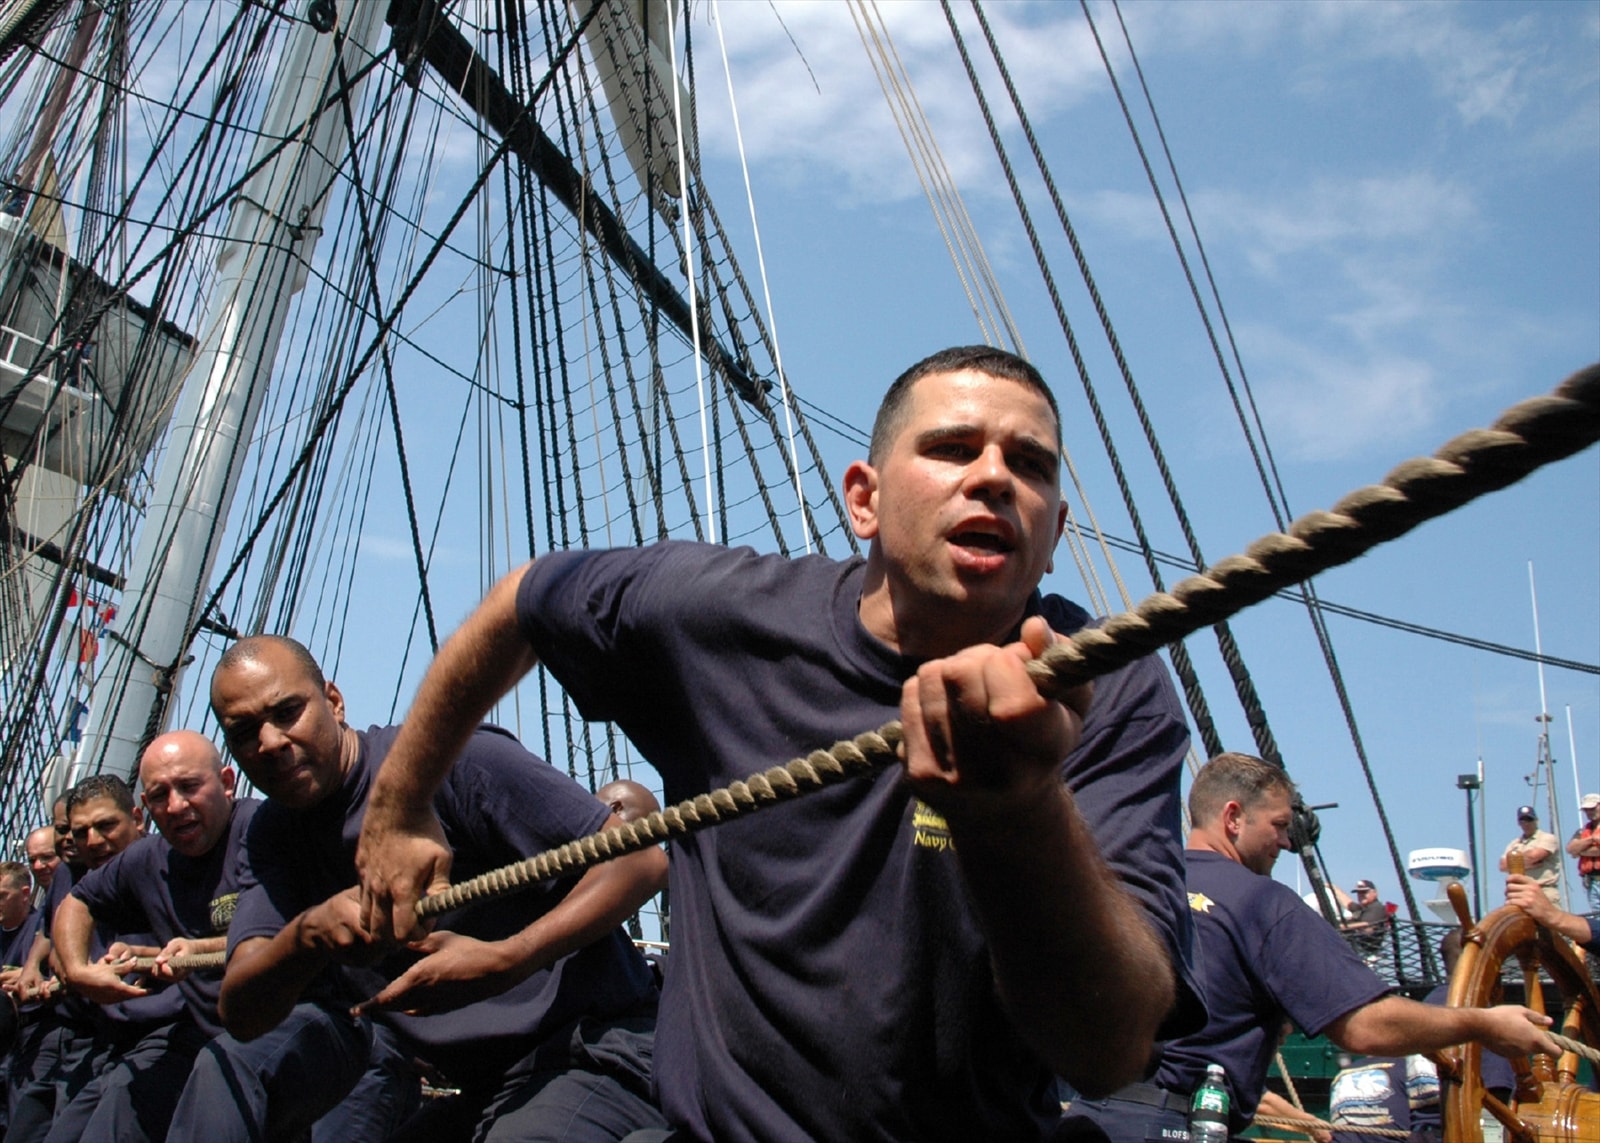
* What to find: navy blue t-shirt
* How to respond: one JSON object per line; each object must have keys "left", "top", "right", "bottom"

{"left": 40, "top": 864, "right": 73, "bottom": 940}
{"left": 1, "top": 907, "right": 42, "bottom": 968}
{"left": 228, "top": 724, "right": 656, "bottom": 1080}
{"left": 518, "top": 541, "right": 1203, "bottom": 1143}
{"left": 1157, "top": 850, "right": 1392, "bottom": 1133}
{"left": 48, "top": 855, "right": 182, "bottom": 1031}
{"left": 70, "top": 798, "right": 258, "bottom": 1037}
{"left": 23, "top": 865, "right": 76, "bottom": 1021}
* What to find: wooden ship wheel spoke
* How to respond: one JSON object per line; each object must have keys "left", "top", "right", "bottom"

{"left": 1439, "top": 880, "right": 1600, "bottom": 1142}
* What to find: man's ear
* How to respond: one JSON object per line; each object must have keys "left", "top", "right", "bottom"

{"left": 1045, "top": 500, "right": 1067, "bottom": 575}
{"left": 1220, "top": 800, "right": 1244, "bottom": 839}
{"left": 843, "top": 459, "right": 880, "bottom": 541}
{"left": 220, "top": 766, "right": 238, "bottom": 798}
{"left": 325, "top": 680, "right": 346, "bottom": 724}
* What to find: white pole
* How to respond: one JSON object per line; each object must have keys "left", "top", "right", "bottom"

{"left": 1529, "top": 563, "right": 1551, "bottom": 732}
{"left": 1570, "top": 705, "right": 1585, "bottom": 802}
{"left": 75, "top": 2, "right": 388, "bottom": 778}
{"left": 1527, "top": 562, "right": 1570, "bottom": 910}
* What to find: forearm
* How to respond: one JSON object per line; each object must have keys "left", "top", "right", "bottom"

{"left": 22, "top": 930, "right": 50, "bottom": 975}
{"left": 51, "top": 896, "right": 95, "bottom": 984}
{"left": 503, "top": 837, "right": 666, "bottom": 974}
{"left": 368, "top": 565, "right": 538, "bottom": 817}
{"left": 1539, "top": 909, "right": 1593, "bottom": 945}
{"left": 218, "top": 924, "right": 334, "bottom": 1040}
{"left": 1333, "top": 995, "right": 1508, "bottom": 1057}
{"left": 950, "top": 785, "right": 1172, "bottom": 1096}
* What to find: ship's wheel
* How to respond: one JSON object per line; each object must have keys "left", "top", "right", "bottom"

{"left": 1439, "top": 882, "right": 1600, "bottom": 1142}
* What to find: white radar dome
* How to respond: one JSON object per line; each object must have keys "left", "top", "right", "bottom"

{"left": 1407, "top": 848, "right": 1471, "bottom": 882}
{"left": 1408, "top": 848, "right": 1471, "bottom": 923}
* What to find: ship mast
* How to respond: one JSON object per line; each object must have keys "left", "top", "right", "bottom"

{"left": 72, "top": 0, "right": 387, "bottom": 780}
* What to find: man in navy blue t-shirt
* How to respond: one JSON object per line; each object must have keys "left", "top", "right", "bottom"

{"left": 0, "top": 862, "right": 39, "bottom": 973}
{"left": 1061, "top": 753, "right": 1560, "bottom": 1142}
{"left": 202, "top": 634, "right": 667, "bottom": 1141}
{"left": 8, "top": 775, "right": 153, "bottom": 1143}
{"left": 355, "top": 346, "right": 1205, "bottom": 1142}
{"left": 48, "top": 732, "right": 253, "bottom": 1142}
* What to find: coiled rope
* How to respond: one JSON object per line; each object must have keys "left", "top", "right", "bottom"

{"left": 417, "top": 364, "right": 1600, "bottom": 920}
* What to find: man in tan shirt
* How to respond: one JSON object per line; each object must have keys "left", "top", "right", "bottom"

{"left": 1499, "top": 805, "right": 1560, "bottom": 905}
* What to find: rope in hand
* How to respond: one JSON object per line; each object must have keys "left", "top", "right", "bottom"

{"left": 124, "top": 951, "right": 227, "bottom": 972}
{"left": 416, "top": 364, "right": 1600, "bottom": 920}
{"left": 1551, "top": 1030, "right": 1600, "bottom": 1064}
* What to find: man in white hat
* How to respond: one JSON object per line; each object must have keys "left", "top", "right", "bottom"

{"left": 1338, "top": 879, "right": 1389, "bottom": 958}
{"left": 1566, "top": 793, "right": 1600, "bottom": 915}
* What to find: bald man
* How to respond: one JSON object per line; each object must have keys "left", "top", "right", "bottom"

{"left": 24, "top": 829, "right": 57, "bottom": 904}
{"left": 44, "top": 733, "right": 258, "bottom": 1143}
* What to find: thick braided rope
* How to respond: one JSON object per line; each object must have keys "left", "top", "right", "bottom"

{"left": 1253, "top": 1113, "right": 1405, "bottom": 1138}
{"left": 419, "top": 726, "right": 902, "bottom": 916}
{"left": 1023, "top": 363, "right": 1600, "bottom": 700}
{"left": 125, "top": 951, "right": 226, "bottom": 972}
{"left": 417, "top": 364, "right": 1600, "bottom": 921}
{"left": 1552, "top": 1029, "right": 1600, "bottom": 1064}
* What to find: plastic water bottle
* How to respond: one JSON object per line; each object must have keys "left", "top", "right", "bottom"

{"left": 1188, "top": 1063, "right": 1230, "bottom": 1143}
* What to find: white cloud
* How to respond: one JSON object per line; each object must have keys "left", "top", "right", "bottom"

{"left": 359, "top": 534, "right": 417, "bottom": 562}
{"left": 1239, "top": 333, "right": 1441, "bottom": 462}
{"left": 1138, "top": 172, "right": 1477, "bottom": 279}
{"left": 699, "top": 1, "right": 1102, "bottom": 203}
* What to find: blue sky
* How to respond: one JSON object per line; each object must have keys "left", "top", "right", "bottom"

{"left": 671, "top": 0, "right": 1600, "bottom": 914}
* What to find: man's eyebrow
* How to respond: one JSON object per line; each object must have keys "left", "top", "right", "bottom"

{"left": 913, "top": 424, "right": 979, "bottom": 446}
{"left": 1013, "top": 436, "right": 1060, "bottom": 465}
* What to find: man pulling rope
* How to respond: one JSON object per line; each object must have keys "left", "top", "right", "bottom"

{"left": 351, "top": 349, "right": 1596, "bottom": 1143}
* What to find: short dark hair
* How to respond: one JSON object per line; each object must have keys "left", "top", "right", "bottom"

{"left": 215, "top": 634, "right": 326, "bottom": 693}
{"left": 66, "top": 774, "right": 136, "bottom": 816}
{"left": 867, "top": 346, "right": 1061, "bottom": 464}
{"left": 0, "top": 861, "right": 29, "bottom": 892}
{"left": 1188, "top": 752, "right": 1295, "bottom": 825}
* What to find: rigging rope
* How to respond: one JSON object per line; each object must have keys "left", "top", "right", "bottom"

{"left": 935, "top": 0, "right": 1227, "bottom": 764}
{"left": 416, "top": 365, "right": 1600, "bottom": 918}
{"left": 662, "top": 0, "right": 714, "bottom": 545}
{"left": 1079, "top": 0, "right": 1429, "bottom": 941}
{"left": 710, "top": 0, "right": 810, "bottom": 553}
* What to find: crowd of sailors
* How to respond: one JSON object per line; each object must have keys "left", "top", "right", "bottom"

{"left": 0, "top": 346, "right": 1584, "bottom": 1142}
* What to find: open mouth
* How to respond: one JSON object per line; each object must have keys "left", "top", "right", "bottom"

{"left": 950, "top": 531, "right": 1013, "bottom": 553}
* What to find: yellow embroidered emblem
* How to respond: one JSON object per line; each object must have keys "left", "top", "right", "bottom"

{"left": 912, "top": 801, "right": 954, "bottom": 853}
{"left": 1188, "top": 891, "right": 1215, "bottom": 914}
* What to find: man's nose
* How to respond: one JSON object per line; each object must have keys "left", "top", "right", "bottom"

{"left": 965, "top": 444, "right": 1014, "bottom": 498}
{"left": 258, "top": 722, "right": 289, "bottom": 752}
